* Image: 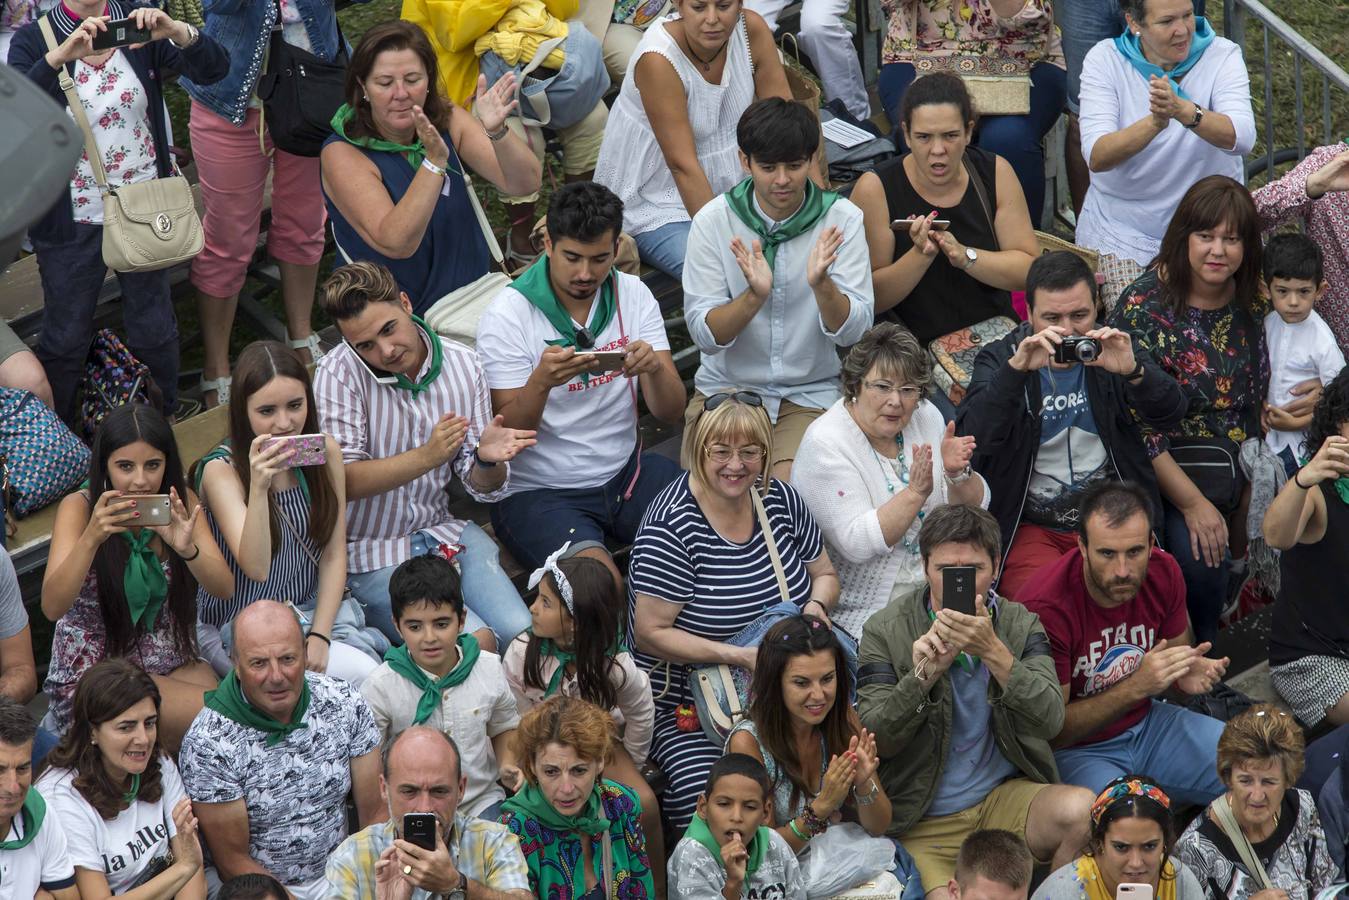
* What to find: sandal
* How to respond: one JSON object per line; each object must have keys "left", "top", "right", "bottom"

{"left": 288, "top": 332, "right": 325, "bottom": 364}
{"left": 200, "top": 375, "right": 231, "bottom": 408}
{"left": 504, "top": 230, "right": 539, "bottom": 275}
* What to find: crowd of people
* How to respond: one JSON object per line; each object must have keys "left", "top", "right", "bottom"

{"left": 5, "top": 0, "right": 1349, "bottom": 898}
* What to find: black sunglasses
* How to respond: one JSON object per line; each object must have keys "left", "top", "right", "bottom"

{"left": 574, "top": 327, "right": 595, "bottom": 350}
{"left": 702, "top": 391, "right": 765, "bottom": 414}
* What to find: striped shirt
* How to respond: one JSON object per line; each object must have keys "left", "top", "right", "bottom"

{"left": 197, "top": 473, "right": 318, "bottom": 626}
{"left": 626, "top": 474, "right": 823, "bottom": 706}
{"left": 315, "top": 324, "right": 508, "bottom": 573}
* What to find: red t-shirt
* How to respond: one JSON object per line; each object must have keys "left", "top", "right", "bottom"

{"left": 1019, "top": 546, "right": 1189, "bottom": 745}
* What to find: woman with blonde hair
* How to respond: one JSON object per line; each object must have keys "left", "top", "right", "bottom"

{"left": 1175, "top": 704, "right": 1339, "bottom": 897}
{"left": 629, "top": 391, "right": 839, "bottom": 829}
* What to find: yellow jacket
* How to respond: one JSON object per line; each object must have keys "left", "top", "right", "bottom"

{"left": 402, "top": 0, "right": 579, "bottom": 106}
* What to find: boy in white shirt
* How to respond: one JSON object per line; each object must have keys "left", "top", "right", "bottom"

{"left": 1262, "top": 233, "right": 1346, "bottom": 475}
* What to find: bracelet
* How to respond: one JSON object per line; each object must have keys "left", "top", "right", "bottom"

{"left": 801, "top": 804, "right": 830, "bottom": 836}
{"left": 474, "top": 448, "right": 499, "bottom": 469}
{"left": 788, "top": 818, "right": 810, "bottom": 842}
{"left": 307, "top": 632, "right": 332, "bottom": 646}
{"left": 169, "top": 23, "right": 199, "bottom": 49}
{"left": 180, "top": 544, "right": 200, "bottom": 562}
{"left": 1294, "top": 470, "right": 1312, "bottom": 490}
{"left": 855, "top": 778, "right": 880, "bottom": 806}
{"left": 420, "top": 157, "right": 447, "bottom": 177}
{"left": 485, "top": 123, "right": 509, "bottom": 143}
{"left": 1126, "top": 360, "right": 1145, "bottom": 382}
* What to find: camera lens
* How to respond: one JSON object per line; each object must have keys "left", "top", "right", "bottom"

{"left": 1076, "top": 340, "right": 1099, "bottom": 362}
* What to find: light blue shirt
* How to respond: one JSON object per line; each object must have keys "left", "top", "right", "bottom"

{"left": 927, "top": 662, "right": 1018, "bottom": 816}
{"left": 681, "top": 191, "right": 874, "bottom": 422}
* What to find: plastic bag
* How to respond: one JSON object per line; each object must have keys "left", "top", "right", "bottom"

{"left": 800, "top": 823, "right": 895, "bottom": 899}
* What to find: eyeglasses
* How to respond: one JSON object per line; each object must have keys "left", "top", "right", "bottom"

{"left": 863, "top": 380, "right": 923, "bottom": 402}
{"left": 702, "top": 390, "right": 764, "bottom": 413}
{"left": 704, "top": 445, "right": 766, "bottom": 464}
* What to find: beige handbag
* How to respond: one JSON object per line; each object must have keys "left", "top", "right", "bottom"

{"left": 418, "top": 172, "right": 511, "bottom": 349}
{"left": 39, "top": 16, "right": 203, "bottom": 274}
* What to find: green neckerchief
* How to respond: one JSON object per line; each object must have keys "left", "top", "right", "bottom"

{"left": 123, "top": 772, "right": 141, "bottom": 805}
{"left": 538, "top": 637, "right": 576, "bottom": 697}
{"left": 512, "top": 257, "right": 616, "bottom": 385}
{"left": 927, "top": 591, "right": 1000, "bottom": 673}
{"left": 723, "top": 177, "right": 839, "bottom": 270}
{"left": 330, "top": 103, "right": 460, "bottom": 173}
{"left": 683, "top": 812, "right": 769, "bottom": 875}
{"left": 203, "top": 670, "right": 311, "bottom": 748}
{"left": 500, "top": 780, "right": 654, "bottom": 898}
{"left": 120, "top": 529, "right": 168, "bottom": 631}
{"left": 197, "top": 442, "right": 311, "bottom": 504}
{"left": 392, "top": 317, "right": 444, "bottom": 395}
{"left": 0, "top": 788, "right": 46, "bottom": 850}
{"left": 1297, "top": 454, "right": 1349, "bottom": 505}
{"left": 382, "top": 635, "right": 481, "bottom": 725}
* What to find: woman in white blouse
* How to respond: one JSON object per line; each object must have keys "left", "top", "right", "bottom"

{"left": 1076, "top": 0, "right": 1254, "bottom": 308}
{"left": 792, "top": 323, "right": 988, "bottom": 637}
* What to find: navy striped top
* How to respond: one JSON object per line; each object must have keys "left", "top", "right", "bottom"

{"left": 197, "top": 461, "right": 320, "bottom": 626}
{"left": 627, "top": 474, "right": 823, "bottom": 707}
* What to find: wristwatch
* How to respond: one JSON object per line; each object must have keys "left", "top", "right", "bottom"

{"left": 1183, "top": 105, "right": 1205, "bottom": 129}
{"left": 944, "top": 465, "right": 973, "bottom": 485}
{"left": 169, "top": 23, "right": 199, "bottom": 49}
{"left": 962, "top": 247, "right": 978, "bottom": 271}
{"left": 447, "top": 872, "right": 468, "bottom": 900}
{"left": 473, "top": 448, "right": 498, "bottom": 468}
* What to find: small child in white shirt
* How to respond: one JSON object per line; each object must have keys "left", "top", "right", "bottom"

{"left": 1262, "top": 233, "right": 1346, "bottom": 475}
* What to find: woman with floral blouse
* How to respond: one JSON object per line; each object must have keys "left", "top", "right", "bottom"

{"left": 876, "top": 0, "right": 1066, "bottom": 223}
{"left": 1108, "top": 175, "right": 1267, "bottom": 644}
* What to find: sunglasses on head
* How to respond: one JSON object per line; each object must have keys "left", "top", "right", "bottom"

{"left": 701, "top": 391, "right": 764, "bottom": 414}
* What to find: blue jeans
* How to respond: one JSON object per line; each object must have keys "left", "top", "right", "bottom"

{"left": 31, "top": 726, "right": 58, "bottom": 769}
{"left": 491, "top": 448, "right": 681, "bottom": 572}
{"left": 1058, "top": 0, "right": 1206, "bottom": 111}
{"left": 347, "top": 526, "right": 532, "bottom": 649}
{"left": 31, "top": 222, "right": 180, "bottom": 422}
{"left": 632, "top": 221, "right": 690, "bottom": 280}
{"left": 1162, "top": 500, "right": 1230, "bottom": 644}
{"left": 1054, "top": 700, "right": 1226, "bottom": 804}
{"left": 878, "top": 62, "right": 1068, "bottom": 226}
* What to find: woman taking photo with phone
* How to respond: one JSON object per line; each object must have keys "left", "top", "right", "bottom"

{"left": 1033, "top": 775, "right": 1204, "bottom": 899}
{"left": 192, "top": 340, "right": 382, "bottom": 686}
{"left": 38, "top": 658, "right": 206, "bottom": 900}
{"left": 41, "top": 404, "right": 231, "bottom": 752}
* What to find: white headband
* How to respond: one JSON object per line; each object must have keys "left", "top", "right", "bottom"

{"left": 527, "top": 542, "right": 574, "bottom": 614}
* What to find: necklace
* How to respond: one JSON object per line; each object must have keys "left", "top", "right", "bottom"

{"left": 681, "top": 32, "right": 728, "bottom": 71}
{"left": 869, "top": 433, "right": 924, "bottom": 553}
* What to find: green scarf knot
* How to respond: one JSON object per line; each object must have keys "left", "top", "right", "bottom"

{"left": 203, "top": 670, "right": 311, "bottom": 748}
{"left": 501, "top": 780, "right": 611, "bottom": 835}
{"left": 0, "top": 788, "right": 45, "bottom": 850}
{"left": 331, "top": 104, "right": 462, "bottom": 174}
{"left": 383, "top": 634, "right": 481, "bottom": 725}
{"left": 121, "top": 529, "right": 168, "bottom": 631}
{"left": 723, "top": 177, "right": 839, "bottom": 271}
{"left": 684, "top": 811, "right": 769, "bottom": 875}
{"left": 538, "top": 637, "right": 576, "bottom": 697}
{"left": 512, "top": 257, "right": 616, "bottom": 385}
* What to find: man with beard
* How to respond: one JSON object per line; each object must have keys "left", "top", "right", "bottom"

{"left": 325, "top": 726, "right": 531, "bottom": 900}
{"left": 1019, "top": 481, "right": 1228, "bottom": 802}
{"left": 476, "top": 181, "right": 686, "bottom": 582}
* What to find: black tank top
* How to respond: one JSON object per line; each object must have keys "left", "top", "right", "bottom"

{"left": 1270, "top": 481, "right": 1349, "bottom": 665}
{"left": 874, "top": 147, "right": 1018, "bottom": 344}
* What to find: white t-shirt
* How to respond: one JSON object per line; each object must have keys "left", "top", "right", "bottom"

{"left": 1265, "top": 309, "right": 1347, "bottom": 456}
{"left": 0, "top": 792, "right": 76, "bottom": 899}
{"left": 475, "top": 270, "right": 671, "bottom": 495}
{"left": 37, "top": 757, "right": 186, "bottom": 894}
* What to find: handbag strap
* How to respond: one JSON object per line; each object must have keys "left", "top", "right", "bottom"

{"left": 696, "top": 666, "right": 743, "bottom": 730}
{"left": 751, "top": 488, "right": 792, "bottom": 605}
{"left": 38, "top": 16, "right": 111, "bottom": 192}
{"left": 273, "top": 480, "right": 323, "bottom": 567}
{"left": 506, "top": 34, "right": 567, "bottom": 128}
{"left": 463, "top": 172, "right": 504, "bottom": 264}
{"left": 960, "top": 154, "right": 1000, "bottom": 253}
{"left": 1211, "top": 795, "right": 1275, "bottom": 891}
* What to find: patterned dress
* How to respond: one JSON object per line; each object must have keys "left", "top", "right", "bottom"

{"left": 1108, "top": 269, "right": 1269, "bottom": 459}
{"left": 43, "top": 562, "right": 191, "bottom": 735}
{"left": 880, "top": 0, "right": 1064, "bottom": 69}
{"left": 499, "top": 781, "right": 654, "bottom": 900}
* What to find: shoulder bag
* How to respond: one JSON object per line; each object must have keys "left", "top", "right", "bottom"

{"left": 0, "top": 388, "right": 90, "bottom": 518}
{"left": 39, "top": 16, "right": 203, "bottom": 273}
{"left": 1211, "top": 794, "right": 1275, "bottom": 890}
{"left": 255, "top": 1, "right": 349, "bottom": 157}
{"left": 926, "top": 155, "right": 1017, "bottom": 406}
{"left": 477, "top": 24, "right": 611, "bottom": 131}
{"left": 419, "top": 173, "right": 512, "bottom": 349}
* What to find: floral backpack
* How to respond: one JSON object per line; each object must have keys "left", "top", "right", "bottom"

{"left": 80, "top": 329, "right": 161, "bottom": 442}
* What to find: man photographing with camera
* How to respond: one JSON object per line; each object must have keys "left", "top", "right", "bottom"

{"left": 955, "top": 251, "right": 1186, "bottom": 600}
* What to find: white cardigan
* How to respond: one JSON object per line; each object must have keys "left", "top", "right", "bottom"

{"left": 792, "top": 399, "right": 990, "bottom": 637}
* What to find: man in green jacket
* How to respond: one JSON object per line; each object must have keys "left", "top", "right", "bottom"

{"left": 856, "top": 504, "right": 1093, "bottom": 899}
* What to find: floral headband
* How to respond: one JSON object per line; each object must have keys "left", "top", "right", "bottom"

{"left": 1090, "top": 778, "right": 1170, "bottom": 827}
{"left": 527, "top": 542, "right": 574, "bottom": 614}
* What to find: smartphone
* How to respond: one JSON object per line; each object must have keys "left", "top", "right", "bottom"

{"left": 942, "top": 565, "right": 978, "bottom": 616}
{"left": 260, "top": 434, "right": 326, "bottom": 469}
{"left": 588, "top": 351, "right": 627, "bottom": 373}
{"left": 344, "top": 340, "right": 399, "bottom": 386}
{"left": 131, "top": 494, "right": 172, "bottom": 527}
{"left": 402, "top": 813, "right": 438, "bottom": 851}
{"left": 1116, "top": 885, "right": 1153, "bottom": 900}
{"left": 91, "top": 18, "right": 153, "bottom": 51}
{"left": 891, "top": 218, "right": 951, "bottom": 230}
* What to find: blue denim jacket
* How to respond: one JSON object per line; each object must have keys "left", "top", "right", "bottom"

{"left": 183, "top": 0, "right": 364, "bottom": 126}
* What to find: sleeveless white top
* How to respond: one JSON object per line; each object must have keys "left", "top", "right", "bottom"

{"left": 593, "top": 13, "right": 755, "bottom": 237}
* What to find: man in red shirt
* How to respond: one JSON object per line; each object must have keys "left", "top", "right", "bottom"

{"left": 1019, "top": 480, "right": 1229, "bottom": 802}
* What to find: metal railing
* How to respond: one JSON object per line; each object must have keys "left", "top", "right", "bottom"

{"left": 1222, "top": 0, "right": 1349, "bottom": 182}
